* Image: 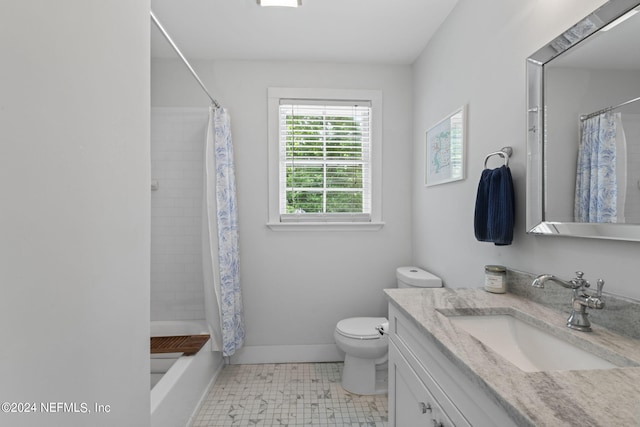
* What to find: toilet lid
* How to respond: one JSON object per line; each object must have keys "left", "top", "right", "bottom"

{"left": 336, "top": 317, "right": 387, "bottom": 340}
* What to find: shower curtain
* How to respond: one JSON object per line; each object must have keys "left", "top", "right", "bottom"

{"left": 574, "top": 111, "right": 620, "bottom": 223}
{"left": 202, "top": 106, "right": 244, "bottom": 357}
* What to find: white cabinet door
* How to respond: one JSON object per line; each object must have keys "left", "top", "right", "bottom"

{"left": 389, "top": 342, "right": 452, "bottom": 427}
{"left": 389, "top": 304, "right": 518, "bottom": 427}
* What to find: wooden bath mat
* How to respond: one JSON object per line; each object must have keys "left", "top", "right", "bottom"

{"left": 150, "top": 334, "right": 210, "bottom": 356}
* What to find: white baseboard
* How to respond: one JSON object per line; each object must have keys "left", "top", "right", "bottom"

{"left": 229, "top": 344, "right": 344, "bottom": 365}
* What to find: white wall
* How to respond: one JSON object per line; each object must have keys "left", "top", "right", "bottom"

{"left": 413, "top": 0, "right": 640, "bottom": 300}
{"left": 0, "top": 2, "right": 150, "bottom": 426}
{"left": 152, "top": 59, "right": 414, "bottom": 362}
{"left": 623, "top": 114, "right": 640, "bottom": 223}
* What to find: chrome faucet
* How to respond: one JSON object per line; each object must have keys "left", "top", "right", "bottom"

{"left": 531, "top": 271, "right": 605, "bottom": 332}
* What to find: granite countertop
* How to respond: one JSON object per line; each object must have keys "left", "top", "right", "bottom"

{"left": 385, "top": 288, "right": 640, "bottom": 427}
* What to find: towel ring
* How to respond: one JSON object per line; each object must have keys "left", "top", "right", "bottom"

{"left": 483, "top": 147, "right": 512, "bottom": 169}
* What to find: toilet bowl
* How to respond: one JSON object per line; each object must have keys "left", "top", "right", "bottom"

{"left": 334, "top": 266, "right": 442, "bottom": 395}
{"left": 334, "top": 317, "right": 389, "bottom": 395}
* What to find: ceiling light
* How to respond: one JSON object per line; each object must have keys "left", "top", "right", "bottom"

{"left": 257, "top": 0, "right": 301, "bottom": 7}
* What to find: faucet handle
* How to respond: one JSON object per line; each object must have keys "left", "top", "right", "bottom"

{"left": 596, "top": 279, "right": 605, "bottom": 298}
{"left": 572, "top": 271, "right": 589, "bottom": 289}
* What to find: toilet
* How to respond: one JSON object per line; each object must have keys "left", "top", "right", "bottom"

{"left": 334, "top": 266, "right": 442, "bottom": 395}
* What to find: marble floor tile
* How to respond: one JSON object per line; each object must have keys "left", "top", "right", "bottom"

{"left": 192, "top": 362, "right": 388, "bottom": 426}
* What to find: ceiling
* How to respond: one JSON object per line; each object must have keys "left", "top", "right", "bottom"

{"left": 150, "top": 0, "right": 459, "bottom": 64}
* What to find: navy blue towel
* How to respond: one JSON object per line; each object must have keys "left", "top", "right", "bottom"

{"left": 474, "top": 165, "right": 515, "bottom": 246}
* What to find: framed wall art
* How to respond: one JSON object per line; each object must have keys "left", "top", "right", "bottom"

{"left": 425, "top": 105, "right": 466, "bottom": 186}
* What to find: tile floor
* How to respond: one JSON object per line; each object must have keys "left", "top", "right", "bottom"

{"left": 191, "top": 362, "right": 388, "bottom": 426}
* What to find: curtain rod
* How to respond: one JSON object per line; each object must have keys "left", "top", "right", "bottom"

{"left": 150, "top": 10, "right": 221, "bottom": 109}
{"left": 580, "top": 95, "right": 640, "bottom": 121}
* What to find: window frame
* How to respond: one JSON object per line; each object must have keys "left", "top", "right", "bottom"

{"left": 267, "top": 88, "right": 384, "bottom": 231}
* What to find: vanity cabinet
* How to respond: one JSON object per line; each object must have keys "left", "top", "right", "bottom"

{"left": 388, "top": 304, "right": 517, "bottom": 427}
{"left": 389, "top": 342, "right": 455, "bottom": 427}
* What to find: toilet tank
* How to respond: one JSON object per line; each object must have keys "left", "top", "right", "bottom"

{"left": 396, "top": 266, "right": 442, "bottom": 289}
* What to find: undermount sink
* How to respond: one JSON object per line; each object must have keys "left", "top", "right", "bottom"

{"left": 445, "top": 313, "right": 620, "bottom": 372}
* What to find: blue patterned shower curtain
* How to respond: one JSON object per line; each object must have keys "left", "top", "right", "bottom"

{"left": 202, "top": 106, "right": 244, "bottom": 357}
{"left": 574, "top": 112, "right": 618, "bottom": 223}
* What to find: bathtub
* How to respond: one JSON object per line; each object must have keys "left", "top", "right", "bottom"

{"left": 150, "top": 320, "right": 223, "bottom": 427}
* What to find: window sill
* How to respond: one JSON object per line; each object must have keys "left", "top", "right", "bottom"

{"left": 266, "top": 222, "right": 385, "bottom": 232}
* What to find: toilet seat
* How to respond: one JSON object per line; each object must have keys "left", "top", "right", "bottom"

{"left": 336, "top": 317, "right": 386, "bottom": 340}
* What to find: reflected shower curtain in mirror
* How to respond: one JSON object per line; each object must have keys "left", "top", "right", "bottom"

{"left": 202, "top": 106, "right": 244, "bottom": 357}
{"left": 574, "top": 112, "right": 619, "bottom": 223}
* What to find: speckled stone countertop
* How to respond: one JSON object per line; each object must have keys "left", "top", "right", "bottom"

{"left": 385, "top": 288, "right": 640, "bottom": 427}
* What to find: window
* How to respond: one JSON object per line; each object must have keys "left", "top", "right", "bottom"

{"left": 268, "top": 88, "right": 383, "bottom": 230}
{"left": 279, "top": 101, "right": 371, "bottom": 219}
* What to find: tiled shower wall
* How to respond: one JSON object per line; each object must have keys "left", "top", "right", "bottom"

{"left": 150, "top": 108, "right": 208, "bottom": 320}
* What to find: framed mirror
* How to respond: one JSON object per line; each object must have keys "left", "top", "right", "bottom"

{"left": 527, "top": 0, "right": 640, "bottom": 241}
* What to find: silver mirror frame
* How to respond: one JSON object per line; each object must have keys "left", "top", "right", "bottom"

{"left": 526, "top": 0, "right": 640, "bottom": 242}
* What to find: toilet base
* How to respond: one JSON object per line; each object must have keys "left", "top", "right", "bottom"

{"left": 341, "top": 356, "right": 388, "bottom": 395}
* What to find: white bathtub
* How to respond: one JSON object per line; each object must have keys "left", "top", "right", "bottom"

{"left": 150, "top": 320, "right": 223, "bottom": 427}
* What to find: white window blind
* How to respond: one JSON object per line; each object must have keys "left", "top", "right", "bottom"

{"left": 278, "top": 99, "right": 372, "bottom": 222}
